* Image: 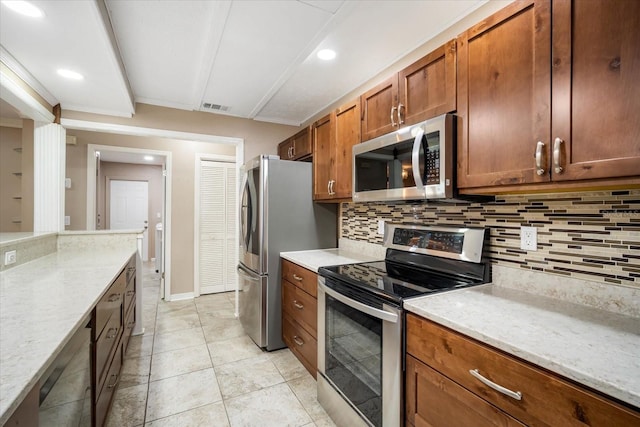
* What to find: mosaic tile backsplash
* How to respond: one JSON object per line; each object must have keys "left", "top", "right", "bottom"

{"left": 340, "top": 190, "right": 640, "bottom": 288}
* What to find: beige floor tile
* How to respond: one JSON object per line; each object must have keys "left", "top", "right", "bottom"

{"left": 268, "top": 348, "right": 309, "bottom": 381}
{"left": 156, "top": 299, "right": 196, "bottom": 314}
{"left": 145, "top": 401, "right": 230, "bottom": 427}
{"left": 225, "top": 383, "right": 312, "bottom": 427}
{"left": 125, "top": 334, "right": 154, "bottom": 359}
{"left": 195, "top": 292, "right": 234, "bottom": 307}
{"left": 207, "top": 336, "right": 264, "bottom": 366}
{"left": 145, "top": 368, "right": 222, "bottom": 422}
{"left": 157, "top": 304, "right": 199, "bottom": 320}
{"left": 198, "top": 307, "right": 237, "bottom": 325}
{"left": 118, "top": 355, "right": 151, "bottom": 389}
{"left": 150, "top": 344, "right": 212, "bottom": 381}
{"left": 201, "top": 317, "right": 245, "bottom": 343}
{"left": 40, "top": 368, "right": 90, "bottom": 408}
{"left": 214, "top": 354, "right": 285, "bottom": 399}
{"left": 287, "top": 375, "right": 328, "bottom": 421}
{"left": 153, "top": 326, "right": 206, "bottom": 354}
{"left": 155, "top": 312, "right": 201, "bottom": 334}
{"left": 313, "top": 417, "right": 337, "bottom": 427}
{"left": 105, "top": 383, "right": 148, "bottom": 427}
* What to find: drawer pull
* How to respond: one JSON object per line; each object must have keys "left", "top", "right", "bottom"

{"left": 107, "top": 293, "right": 120, "bottom": 302}
{"left": 293, "top": 300, "right": 304, "bottom": 310}
{"left": 293, "top": 336, "right": 304, "bottom": 346}
{"left": 106, "top": 327, "right": 119, "bottom": 339}
{"left": 469, "top": 369, "right": 522, "bottom": 401}
{"left": 292, "top": 274, "right": 303, "bottom": 282}
{"left": 126, "top": 290, "right": 135, "bottom": 296}
{"left": 106, "top": 374, "right": 119, "bottom": 389}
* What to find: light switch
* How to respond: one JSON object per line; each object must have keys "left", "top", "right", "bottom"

{"left": 378, "top": 220, "right": 385, "bottom": 235}
{"left": 64, "top": 216, "right": 70, "bottom": 226}
{"left": 65, "top": 178, "right": 71, "bottom": 189}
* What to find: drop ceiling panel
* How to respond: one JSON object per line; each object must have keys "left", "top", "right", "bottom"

{"left": 256, "top": 0, "right": 486, "bottom": 124}
{"left": 105, "top": 0, "right": 221, "bottom": 110}
{"left": 201, "top": 0, "right": 335, "bottom": 118}
{"left": 0, "top": 1, "right": 133, "bottom": 116}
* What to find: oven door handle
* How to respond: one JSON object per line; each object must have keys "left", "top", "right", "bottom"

{"left": 319, "top": 281, "right": 398, "bottom": 323}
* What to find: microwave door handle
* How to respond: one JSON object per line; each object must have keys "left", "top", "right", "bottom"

{"left": 411, "top": 127, "right": 425, "bottom": 189}
{"left": 319, "top": 281, "right": 398, "bottom": 323}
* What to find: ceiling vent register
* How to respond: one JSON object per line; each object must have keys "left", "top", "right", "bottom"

{"left": 201, "top": 102, "right": 230, "bottom": 112}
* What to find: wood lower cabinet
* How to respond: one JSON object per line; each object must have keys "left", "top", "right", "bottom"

{"left": 457, "top": 0, "right": 640, "bottom": 192}
{"left": 405, "top": 313, "right": 640, "bottom": 427}
{"left": 91, "top": 255, "right": 136, "bottom": 427}
{"left": 278, "top": 126, "right": 312, "bottom": 161}
{"left": 361, "top": 39, "right": 457, "bottom": 142}
{"left": 313, "top": 99, "right": 360, "bottom": 202}
{"left": 281, "top": 259, "right": 317, "bottom": 377}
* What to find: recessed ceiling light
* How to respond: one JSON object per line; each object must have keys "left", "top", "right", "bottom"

{"left": 1, "top": 1, "right": 44, "bottom": 18}
{"left": 144, "top": 155, "right": 154, "bottom": 161}
{"left": 317, "top": 49, "right": 336, "bottom": 61}
{"left": 57, "top": 69, "right": 84, "bottom": 80}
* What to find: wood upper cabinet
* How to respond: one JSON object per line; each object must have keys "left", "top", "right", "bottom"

{"left": 313, "top": 99, "right": 361, "bottom": 201}
{"left": 458, "top": 0, "right": 640, "bottom": 190}
{"left": 551, "top": 0, "right": 640, "bottom": 181}
{"left": 277, "top": 126, "right": 312, "bottom": 161}
{"left": 361, "top": 40, "right": 457, "bottom": 142}
{"left": 457, "top": 0, "right": 552, "bottom": 189}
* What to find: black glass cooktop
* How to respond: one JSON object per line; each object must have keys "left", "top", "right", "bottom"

{"left": 318, "top": 251, "right": 489, "bottom": 306}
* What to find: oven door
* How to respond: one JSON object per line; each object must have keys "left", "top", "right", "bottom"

{"left": 317, "top": 276, "right": 402, "bottom": 427}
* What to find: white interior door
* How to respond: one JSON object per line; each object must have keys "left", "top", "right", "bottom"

{"left": 198, "top": 160, "right": 237, "bottom": 294}
{"left": 110, "top": 179, "right": 149, "bottom": 261}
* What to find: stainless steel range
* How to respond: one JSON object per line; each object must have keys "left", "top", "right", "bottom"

{"left": 317, "top": 223, "right": 491, "bottom": 427}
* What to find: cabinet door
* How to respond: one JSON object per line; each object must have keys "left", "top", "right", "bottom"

{"left": 312, "top": 114, "right": 332, "bottom": 200}
{"left": 278, "top": 138, "right": 293, "bottom": 160}
{"left": 291, "top": 127, "right": 312, "bottom": 160}
{"left": 457, "top": 0, "right": 552, "bottom": 189}
{"left": 551, "top": 0, "right": 640, "bottom": 181}
{"left": 398, "top": 39, "right": 457, "bottom": 126}
{"left": 361, "top": 75, "right": 398, "bottom": 141}
{"left": 406, "top": 355, "right": 525, "bottom": 427}
{"left": 333, "top": 99, "right": 360, "bottom": 199}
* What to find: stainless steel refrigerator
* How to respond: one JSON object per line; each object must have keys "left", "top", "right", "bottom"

{"left": 238, "top": 155, "right": 337, "bottom": 351}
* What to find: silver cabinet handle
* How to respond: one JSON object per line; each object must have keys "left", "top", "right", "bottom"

{"left": 390, "top": 106, "right": 397, "bottom": 127}
{"left": 469, "top": 369, "right": 522, "bottom": 401}
{"left": 292, "top": 274, "right": 303, "bottom": 281}
{"left": 535, "top": 141, "right": 545, "bottom": 176}
{"left": 293, "top": 300, "right": 304, "bottom": 309}
{"left": 331, "top": 180, "right": 335, "bottom": 195}
{"left": 553, "top": 137, "right": 564, "bottom": 174}
{"left": 327, "top": 180, "right": 331, "bottom": 195}
{"left": 106, "top": 373, "right": 119, "bottom": 389}
{"left": 293, "top": 336, "right": 304, "bottom": 346}
{"left": 107, "top": 293, "right": 120, "bottom": 302}
{"left": 291, "top": 145, "right": 295, "bottom": 158}
{"left": 106, "top": 327, "right": 119, "bottom": 339}
{"left": 398, "top": 103, "right": 404, "bottom": 125}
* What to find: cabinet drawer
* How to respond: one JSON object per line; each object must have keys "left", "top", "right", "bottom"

{"left": 95, "top": 311, "right": 122, "bottom": 397}
{"left": 282, "top": 312, "right": 317, "bottom": 378}
{"left": 94, "top": 273, "right": 125, "bottom": 338}
{"left": 125, "top": 256, "right": 136, "bottom": 283}
{"left": 95, "top": 342, "right": 123, "bottom": 427}
{"left": 406, "top": 314, "right": 640, "bottom": 427}
{"left": 406, "top": 355, "right": 525, "bottom": 427}
{"left": 281, "top": 260, "right": 317, "bottom": 297}
{"left": 122, "top": 305, "right": 136, "bottom": 355}
{"left": 282, "top": 280, "right": 317, "bottom": 338}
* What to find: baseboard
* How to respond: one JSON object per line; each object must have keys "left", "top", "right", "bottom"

{"left": 169, "top": 292, "right": 195, "bottom": 301}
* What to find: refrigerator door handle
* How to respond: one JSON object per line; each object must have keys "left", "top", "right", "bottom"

{"left": 237, "top": 264, "right": 260, "bottom": 281}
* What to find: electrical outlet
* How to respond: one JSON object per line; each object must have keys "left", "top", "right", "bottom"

{"left": 378, "top": 220, "right": 385, "bottom": 235}
{"left": 520, "top": 226, "right": 537, "bottom": 251}
{"left": 4, "top": 250, "right": 17, "bottom": 265}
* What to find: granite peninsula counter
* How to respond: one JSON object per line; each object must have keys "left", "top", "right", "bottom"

{"left": 0, "top": 232, "right": 139, "bottom": 425}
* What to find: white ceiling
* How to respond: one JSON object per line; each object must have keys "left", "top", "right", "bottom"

{"left": 0, "top": 0, "right": 488, "bottom": 126}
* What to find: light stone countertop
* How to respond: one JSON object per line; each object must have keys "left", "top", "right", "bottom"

{"left": 404, "top": 284, "right": 640, "bottom": 408}
{"left": 280, "top": 248, "right": 381, "bottom": 272}
{"left": 0, "top": 246, "right": 136, "bottom": 424}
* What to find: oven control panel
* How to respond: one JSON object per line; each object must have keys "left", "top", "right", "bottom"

{"left": 384, "top": 224, "right": 486, "bottom": 263}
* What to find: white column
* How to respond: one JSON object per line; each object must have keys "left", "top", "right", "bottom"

{"left": 33, "top": 123, "right": 66, "bottom": 232}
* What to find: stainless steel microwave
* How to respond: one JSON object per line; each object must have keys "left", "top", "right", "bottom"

{"left": 353, "top": 113, "right": 456, "bottom": 202}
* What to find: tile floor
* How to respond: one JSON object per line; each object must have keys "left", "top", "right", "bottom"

{"left": 106, "top": 263, "right": 336, "bottom": 427}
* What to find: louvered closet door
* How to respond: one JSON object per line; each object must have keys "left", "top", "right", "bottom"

{"left": 199, "top": 160, "right": 238, "bottom": 294}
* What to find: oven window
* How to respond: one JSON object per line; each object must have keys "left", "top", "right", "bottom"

{"left": 325, "top": 294, "right": 382, "bottom": 427}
